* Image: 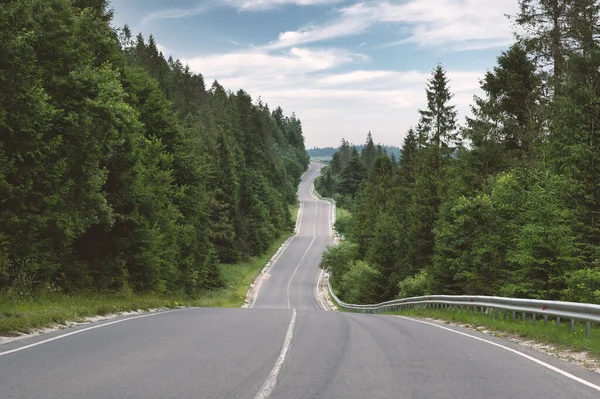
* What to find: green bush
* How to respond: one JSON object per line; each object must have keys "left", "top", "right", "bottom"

{"left": 319, "top": 241, "right": 359, "bottom": 288}
{"left": 339, "top": 261, "right": 381, "bottom": 304}
{"left": 561, "top": 268, "right": 600, "bottom": 304}
{"left": 398, "top": 269, "right": 432, "bottom": 298}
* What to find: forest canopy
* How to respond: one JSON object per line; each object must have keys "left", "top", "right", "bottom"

{"left": 0, "top": 0, "right": 309, "bottom": 297}
{"left": 317, "top": 0, "right": 600, "bottom": 305}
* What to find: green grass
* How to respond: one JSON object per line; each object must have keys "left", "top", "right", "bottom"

{"left": 310, "top": 156, "right": 331, "bottom": 163}
{"left": 336, "top": 207, "right": 351, "bottom": 220}
{"left": 388, "top": 307, "right": 600, "bottom": 358}
{"left": 0, "top": 205, "right": 298, "bottom": 336}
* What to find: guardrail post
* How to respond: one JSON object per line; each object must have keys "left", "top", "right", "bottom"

{"left": 503, "top": 310, "right": 507, "bottom": 320}
{"left": 570, "top": 319, "right": 575, "bottom": 333}
{"left": 512, "top": 311, "right": 516, "bottom": 321}
{"left": 586, "top": 322, "right": 590, "bottom": 338}
{"left": 543, "top": 315, "right": 548, "bottom": 324}
{"left": 522, "top": 312, "right": 526, "bottom": 322}
{"left": 556, "top": 316, "right": 560, "bottom": 326}
{"left": 532, "top": 314, "right": 536, "bottom": 325}
{"left": 494, "top": 308, "right": 498, "bottom": 320}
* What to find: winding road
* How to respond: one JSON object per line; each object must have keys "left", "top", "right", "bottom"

{"left": 1, "top": 162, "right": 599, "bottom": 398}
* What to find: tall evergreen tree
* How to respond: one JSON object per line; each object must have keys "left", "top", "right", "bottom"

{"left": 361, "top": 132, "right": 376, "bottom": 171}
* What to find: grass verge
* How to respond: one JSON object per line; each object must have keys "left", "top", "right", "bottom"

{"left": 388, "top": 307, "right": 600, "bottom": 358}
{"left": 0, "top": 205, "right": 299, "bottom": 337}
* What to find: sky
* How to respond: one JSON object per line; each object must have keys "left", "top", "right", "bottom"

{"left": 109, "top": 0, "right": 519, "bottom": 148}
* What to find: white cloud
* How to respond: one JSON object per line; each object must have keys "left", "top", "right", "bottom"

{"left": 265, "top": 8, "right": 371, "bottom": 49}
{"left": 140, "top": 3, "right": 214, "bottom": 25}
{"left": 182, "top": 48, "right": 483, "bottom": 147}
{"left": 223, "top": 0, "right": 346, "bottom": 10}
{"left": 139, "top": 0, "right": 345, "bottom": 24}
{"left": 265, "top": 0, "right": 517, "bottom": 51}
{"left": 183, "top": 47, "right": 367, "bottom": 79}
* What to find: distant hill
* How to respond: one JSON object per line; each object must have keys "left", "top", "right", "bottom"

{"left": 308, "top": 144, "right": 402, "bottom": 161}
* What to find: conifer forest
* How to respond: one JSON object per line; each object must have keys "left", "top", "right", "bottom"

{"left": 316, "top": 0, "right": 600, "bottom": 305}
{"left": 0, "top": 0, "right": 309, "bottom": 297}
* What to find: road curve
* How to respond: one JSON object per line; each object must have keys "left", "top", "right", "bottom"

{"left": 250, "top": 162, "right": 333, "bottom": 310}
{"left": 1, "top": 162, "right": 599, "bottom": 399}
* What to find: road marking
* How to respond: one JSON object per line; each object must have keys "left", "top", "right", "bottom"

{"left": 328, "top": 199, "right": 333, "bottom": 238}
{"left": 396, "top": 316, "right": 600, "bottom": 393}
{"left": 0, "top": 308, "right": 193, "bottom": 357}
{"left": 286, "top": 236, "right": 316, "bottom": 309}
{"left": 304, "top": 165, "right": 321, "bottom": 184}
{"left": 315, "top": 268, "right": 328, "bottom": 311}
{"left": 253, "top": 309, "right": 297, "bottom": 399}
{"left": 250, "top": 236, "right": 296, "bottom": 308}
{"left": 295, "top": 201, "right": 304, "bottom": 235}
{"left": 313, "top": 200, "right": 318, "bottom": 236}
{"left": 250, "top": 165, "right": 319, "bottom": 307}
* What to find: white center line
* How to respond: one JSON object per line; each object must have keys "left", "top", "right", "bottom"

{"left": 286, "top": 236, "right": 316, "bottom": 309}
{"left": 253, "top": 309, "right": 297, "bottom": 399}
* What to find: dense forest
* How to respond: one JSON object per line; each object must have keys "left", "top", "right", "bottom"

{"left": 317, "top": 0, "right": 600, "bottom": 305}
{"left": 308, "top": 141, "right": 402, "bottom": 161}
{"left": 0, "top": 0, "right": 309, "bottom": 298}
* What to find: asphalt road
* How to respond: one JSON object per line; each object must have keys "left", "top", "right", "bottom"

{"left": 250, "top": 162, "right": 333, "bottom": 310}
{"left": 1, "top": 162, "right": 600, "bottom": 399}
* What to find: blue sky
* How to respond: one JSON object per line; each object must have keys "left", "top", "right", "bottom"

{"left": 110, "top": 0, "right": 519, "bottom": 148}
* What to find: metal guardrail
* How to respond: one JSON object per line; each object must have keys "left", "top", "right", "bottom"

{"left": 314, "top": 174, "right": 600, "bottom": 338}
{"left": 327, "top": 277, "right": 600, "bottom": 337}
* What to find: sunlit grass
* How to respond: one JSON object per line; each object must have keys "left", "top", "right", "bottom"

{"left": 0, "top": 204, "right": 298, "bottom": 336}
{"left": 336, "top": 206, "right": 350, "bottom": 220}
{"left": 388, "top": 307, "right": 600, "bottom": 359}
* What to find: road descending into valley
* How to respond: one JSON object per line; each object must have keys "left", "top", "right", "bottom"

{"left": 1, "top": 162, "right": 599, "bottom": 399}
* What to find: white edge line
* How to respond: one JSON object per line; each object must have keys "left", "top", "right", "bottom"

{"left": 0, "top": 308, "right": 194, "bottom": 357}
{"left": 315, "top": 268, "right": 328, "bottom": 311}
{"left": 253, "top": 309, "right": 297, "bottom": 399}
{"left": 250, "top": 236, "right": 296, "bottom": 309}
{"left": 250, "top": 164, "right": 318, "bottom": 308}
{"left": 395, "top": 315, "right": 600, "bottom": 393}
{"left": 296, "top": 201, "right": 304, "bottom": 235}
{"left": 286, "top": 236, "right": 317, "bottom": 309}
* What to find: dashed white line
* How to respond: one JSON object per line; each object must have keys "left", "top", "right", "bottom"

{"left": 395, "top": 316, "right": 600, "bottom": 393}
{"left": 253, "top": 309, "right": 297, "bottom": 399}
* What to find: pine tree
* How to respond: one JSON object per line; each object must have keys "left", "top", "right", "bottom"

{"left": 339, "top": 148, "right": 367, "bottom": 198}
{"left": 361, "top": 132, "right": 376, "bottom": 171}
{"left": 418, "top": 63, "right": 458, "bottom": 156}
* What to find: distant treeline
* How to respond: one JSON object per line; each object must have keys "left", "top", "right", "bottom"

{"left": 317, "top": 0, "right": 600, "bottom": 305}
{"left": 0, "top": 0, "right": 309, "bottom": 297}
{"left": 308, "top": 140, "right": 401, "bottom": 160}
